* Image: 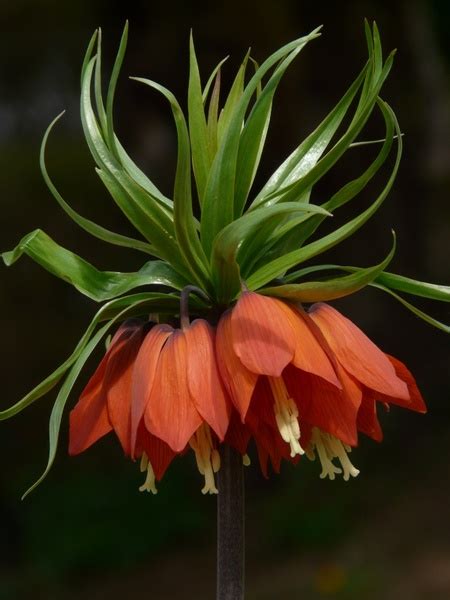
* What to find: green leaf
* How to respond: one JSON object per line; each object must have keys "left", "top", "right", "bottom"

{"left": 0, "top": 292, "right": 172, "bottom": 422}
{"left": 250, "top": 60, "right": 369, "bottom": 210}
{"left": 202, "top": 56, "right": 229, "bottom": 103}
{"left": 246, "top": 100, "right": 401, "bottom": 290}
{"left": 41, "top": 112, "right": 154, "bottom": 255}
{"left": 81, "top": 58, "right": 188, "bottom": 273}
{"left": 94, "top": 28, "right": 108, "bottom": 138}
{"left": 114, "top": 137, "right": 174, "bottom": 214}
{"left": 21, "top": 321, "right": 112, "bottom": 498}
{"left": 131, "top": 77, "right": 211, "bottom": 291}
{"left": 370, "top": 283, "right": 450, "bottom": 334}
{"left": 216, "top": 50, "right": 250, "bottom": 143}
{"left": 206, "top": 67, "right": 221, "bottom": 159}
{"left": 200, "top": 28, "right": 322, "bottom": 257}
{"left": 234, "top": 46, "right": 306, "bottom": 216}
{"left": 284, "top": 264, "right": 450, "bottom": 303}
{"left": 261, "top": 231, "right": 396, "bottom": 301}
{"left": 375, "top": 272, "right": 450, "bottom": 302}
{"left": 20, "top": 293, "right": 159, "bottom": 499}
{"left": 188, "top": 32, "right": 210, "bottom": 204}
{"left": 254, "top": 51, "right": 394, "bottom": 211}
{"left": 2, "top": 229, "right": 189, "bottom": 301}
{"left": 266, "top": 95, "right": 395, "bottom": 259}
{"left": 211, "top": 201, "right": 331, "bottom": 303}
{"left": 81, "top": 29, "right": 98, "bottom": 86}
{"left": 106, "top": 21, "right": 128, "bottom": 159}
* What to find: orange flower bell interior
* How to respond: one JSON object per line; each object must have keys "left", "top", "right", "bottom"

{"left": 68, "top": 290, "right": 427, "bottom": 494}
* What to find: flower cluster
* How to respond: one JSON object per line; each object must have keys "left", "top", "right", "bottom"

{"left": 69, "top": 292, "right": 425, "bottom": 494}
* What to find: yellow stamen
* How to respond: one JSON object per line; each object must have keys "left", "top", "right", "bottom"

{"left": 242, "top": 454, "right": 251, "bottom": 467}
{"left": 307, "top": 427, "right": 360, "bottom": 481}
{"left": 138, "top": 453, "right": 158, "bottom": 494}
{"left": 189, "top": 424, "right": 220, "bottom": 494}
{"left": 269, "top": 377, "right": 304, "bottom": 458}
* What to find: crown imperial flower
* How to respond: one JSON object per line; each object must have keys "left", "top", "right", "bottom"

{"left": 1, "top": 22, "right": 447, "bottom": 503}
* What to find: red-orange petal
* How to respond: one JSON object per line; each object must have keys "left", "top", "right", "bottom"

{"left": 68, "top": 321, "right": 141, "bottom": 456}
{"left": 145, "top": 330, "right": 203, "bottom": 452}
{"left": 130, "top": 324, "right": 173, "bottom": 455}
{"left": 69, "top": 351, "right": 112, "bottom": 456}
{"left": 105, "top": 324, "right": 147, "bottom": 456}
{"left": 383, "top": 354, "right": 427, "bottom": 413}
{"left": 284, "top": 364, "right": 360, "bottom": 446}
{"left": 231, "top": 292, "right": 296, "bottom": 377}
{"left": 216, "top": 310, "right": 258, "bottom": 420}
{"left": 184, "top": 319, "right": 231, "bottom": 441}
{"left": 224, "top": 411, "right": 252, "bottom": 455}
{"left": 137, "top": 423, "right": 177, "bottom": 481}
{"left": 279, "top": 303, "right": 341, "bottom": 387}
{"left": 309, "top": 303, "right": 409, "bottom": 400}
{"left": 357, "top": 392, "right": 383, "bottom": 442}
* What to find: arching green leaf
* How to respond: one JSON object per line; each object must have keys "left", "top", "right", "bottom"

{"left": 2, "top": 229, "right": 189, "bottom": 301}
{"left": 261, "top": 232, "right": 396, "bottom": 302}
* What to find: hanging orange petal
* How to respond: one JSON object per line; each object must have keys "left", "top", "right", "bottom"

{"left": 357, "top": 392, "right": 383, "bottom": 442}
{"left": 145, "top": 330, "right": 203, "bottom": 452}
{"left": 216, "top": 310, "right": 258, "bottom": 421}
{"left": 383, "top": 354, "right": 427, "bottom": 413}
{"left": 284, "top": 364, "right": 360, "bottom": 446}
{"left": 309, "top": 303, "right": 409, "bottom": 400}
{"left": 68, "top": 321, "right": 140, "bottom": 456}
{"left": 231, "top": 292, "right": 296, "bottom": 377}
{"left": 130, "top": 324, "right": 173, "bottom": 456}
{"left": 279, "top": 303, "right": 341, "bottom": 387}
{"left": 184, "top": 319, "right": 231, "bottom": 441}
{"left": 137, "top": 423, "right": 177, "bottom": 481}
{"left": 69, "top": 351, "right": 112, "bottom": 456}
{"left": 105, "top": 324, "right": 147, "bottom": 456}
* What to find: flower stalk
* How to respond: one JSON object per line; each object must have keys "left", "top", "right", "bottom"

{"left": 217, "top": 446, "right": 245, "bottom": 600}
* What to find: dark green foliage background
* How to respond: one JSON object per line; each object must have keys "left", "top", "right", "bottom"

{"left": 0, "top": 1, "right": 449, "bottom": 598}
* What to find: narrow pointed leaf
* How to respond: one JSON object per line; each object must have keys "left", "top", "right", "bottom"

{"left": 202, "top": 56, "right": 229, "bottom": 103}
{"left": 81, "top": 58, "right": 186, "bottom": 272}
{"left": 261, "top": 232, "right": 396, "bottom": 301}
{"left": 2, "top": 229, "right": 189, "bottom": 300}
{"left": 0, "top": 292, "right": 173, "bottom": 421}
{"left": 201, "top": 28, "right": 322, "bottom": 257}
{"left": 246, "top": 101, "right": 401, "bottom": 289}
{"left": 370, "top": 283, "right": 450, "bottom": 333}
{"left": 211, "top": 202, "right": 331, "bottom": 303}
{"left": 21, "top": 295, "right": 157, "bottom": 499}
{"left": 188, "top": 33, "right": 210, "bottom": 203}
{"left": 234, "top": 47, "right": 305, "bottom": 215}
{"left": 105, "top": 21, "right": 128, "bottom": 159}
{"left": 250, "top": 61, "right": 369, "bottom": 210}
{"left": 41, "top": 112, "right": 154, "bottom": 255}
{"left": 131, "top": 77, "right": 211, "bottom": 290}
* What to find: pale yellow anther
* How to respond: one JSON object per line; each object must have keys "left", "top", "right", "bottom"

{"left": 138, "top": 453, "right": 158, "bottom": 494}
{"left": 307, "top": 427, "right": 360, "bottom": 481}
{"left": 269, "top": 377, "right": 304, "bottom": 458}
{"left": 242, "top": 454, "right": 251, "bottom": 467}
{"left": 190, "top": 424, "right": 220, "bottom": 494}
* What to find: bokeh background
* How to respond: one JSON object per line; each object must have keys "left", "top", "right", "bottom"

{"left": 1, "top": 1, "right": 449, "bottom": 598}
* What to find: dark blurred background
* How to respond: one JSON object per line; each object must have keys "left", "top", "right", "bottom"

{"left": 1, "top": 1, "right": 449, "bottom": 598}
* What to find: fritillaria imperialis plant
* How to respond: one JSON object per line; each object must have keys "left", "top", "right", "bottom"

{"left": 2, "top": 21, "right": 449, "bottom": 599}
